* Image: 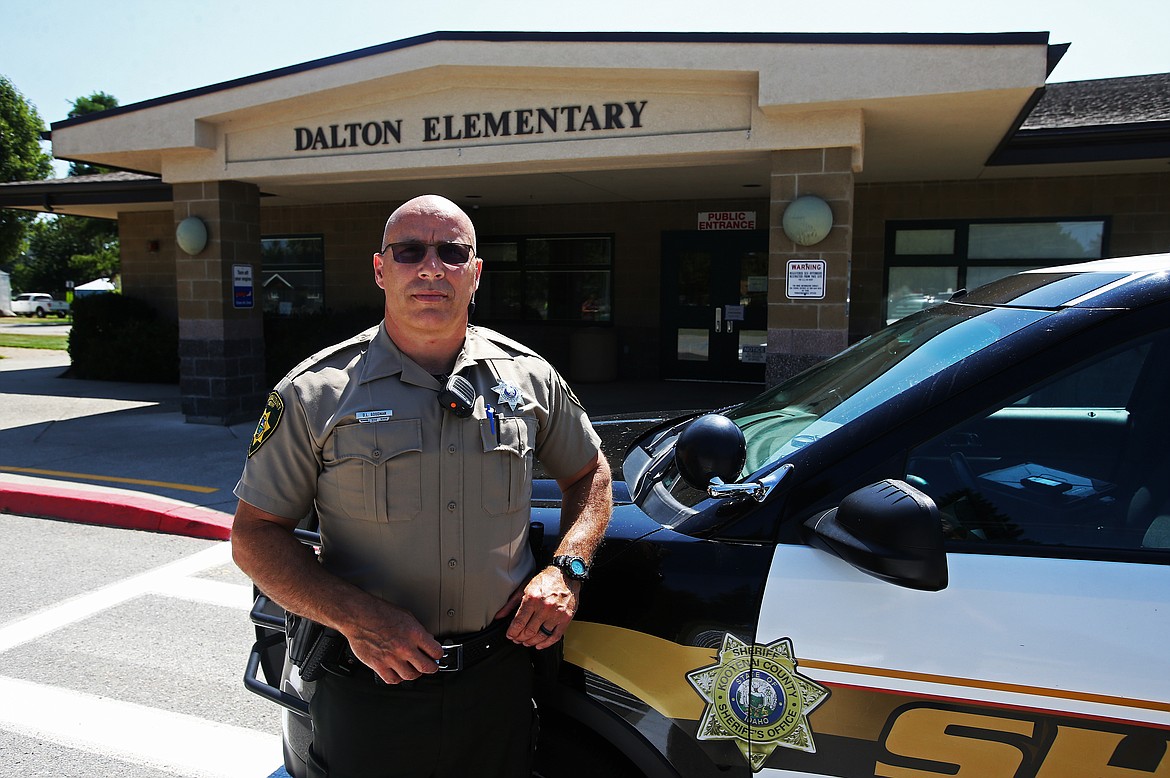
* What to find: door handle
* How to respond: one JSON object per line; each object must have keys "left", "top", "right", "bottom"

{"left": 714, "top": 306, "right": 722, "bottom": 332}
{"left": 726, "top": 320, "right": 735, "bottom": 333}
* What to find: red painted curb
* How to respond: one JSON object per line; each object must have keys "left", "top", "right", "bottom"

{"left": 0, "top": 483, "right": 232, "bottom": 540}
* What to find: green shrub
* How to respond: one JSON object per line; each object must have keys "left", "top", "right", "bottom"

{"left": 68, "top": 294, "right": 179, "bottom": 382}
{"left": 66, "top": 296, "right": 383, "bottom": 385}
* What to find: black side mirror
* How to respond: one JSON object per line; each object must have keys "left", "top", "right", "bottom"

{"left": 674, "top": 414, "right": 747, "bottom": 490}
{"left": 804, "top": 479, "right": 948, "bottom": 591}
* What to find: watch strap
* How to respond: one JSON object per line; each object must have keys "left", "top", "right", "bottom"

{"left": 552, "top": 554, "right": 590, "bottom": 580}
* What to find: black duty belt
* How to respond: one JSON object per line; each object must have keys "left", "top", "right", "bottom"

{"left": 436, "top": 619, "right": 510, "bottom": 672}
{"left": 329, "top": 619, "right": 511, "bottom": 682}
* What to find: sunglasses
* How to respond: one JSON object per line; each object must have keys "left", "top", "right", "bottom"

{"left": 380, "top": 241, "right": 475, "bottom": 265}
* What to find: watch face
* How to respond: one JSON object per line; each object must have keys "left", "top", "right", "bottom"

{"left": 569, "top": 559, "right": 587, "bottom": 577}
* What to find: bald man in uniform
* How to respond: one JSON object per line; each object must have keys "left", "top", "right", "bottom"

{"left": 232, "top": 195, "right": 612, "bottom": 777}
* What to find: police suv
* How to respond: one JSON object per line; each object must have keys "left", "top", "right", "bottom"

{"left": 248, "top": 256, "right": 1170, "bottom": 777}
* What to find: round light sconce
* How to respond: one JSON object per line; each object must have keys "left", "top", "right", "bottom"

{"left": 782, "top": 195, "right": 833, "bottom": 246}
{"left": 176, "top": 216, "right": 209, "bottom": 255}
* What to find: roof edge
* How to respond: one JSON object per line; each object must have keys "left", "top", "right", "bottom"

{"left": 988, "top": 120, "right": 1170, "bottom": 166}
{"left": 50, "top": 30, "right": 1053, "bottom": 130}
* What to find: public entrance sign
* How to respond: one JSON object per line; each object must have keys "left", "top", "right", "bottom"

{"left": 697, "top": 211, "right": 756, "bottom": 230}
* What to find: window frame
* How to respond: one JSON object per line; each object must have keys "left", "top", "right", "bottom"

{"left": 260, "top": 233, "right": 326, "bottom": 316}
{"left": 883, "top": 217, "right": 1111, "bottom": 324}
{"left": 475, "top": 232, "right": 615, "bottom": 325}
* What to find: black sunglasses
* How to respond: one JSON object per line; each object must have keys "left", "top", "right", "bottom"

{"left": 380, "top": 241, "right": 475, "bottom": 265}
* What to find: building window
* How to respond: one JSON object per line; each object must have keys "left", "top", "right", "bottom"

{"left": 261, "top": 235, "right": 325, "bottom": 315}
{"left": 885, "top": 219, "right": 1107, "bottom": 324}
{"left": 476, "top": 235, "right": 613, "bottom": 323}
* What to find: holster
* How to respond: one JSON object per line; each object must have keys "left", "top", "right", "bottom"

{"left": 286, "top": 612, "right": 345, "bottom": 682}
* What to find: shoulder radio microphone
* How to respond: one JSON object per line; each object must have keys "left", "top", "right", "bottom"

{"left": 438, "top": 374, "right": 477, "bottom": 418}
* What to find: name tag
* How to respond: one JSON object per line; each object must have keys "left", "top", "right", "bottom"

{"left": 356, "top": 410, "right": 394, "bottom": 424}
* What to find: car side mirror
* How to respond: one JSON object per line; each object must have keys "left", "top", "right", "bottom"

{"left": 803, "top": 479, "right": 948, "bottom": 591}
{"left": 674, "top": 414, "right": 747, "bottom": 489}
{"left": 675, "top": 414, "right": 792, "bottom": 503}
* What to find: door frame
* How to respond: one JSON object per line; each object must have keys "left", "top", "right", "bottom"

{"left": 660, "top": 229, "right": 769, "bottom": 383}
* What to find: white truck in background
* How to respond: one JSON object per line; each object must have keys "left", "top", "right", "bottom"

{"left": 11, "top": 293, "right": 70, "bottom": 318}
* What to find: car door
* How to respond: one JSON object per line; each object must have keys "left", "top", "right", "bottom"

{"left": 748, "top": 324, "right": 1170, "bottom": 777}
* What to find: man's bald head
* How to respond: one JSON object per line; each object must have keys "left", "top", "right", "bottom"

{"left": 382, "top": 195, "right": 476, "bottom": 251}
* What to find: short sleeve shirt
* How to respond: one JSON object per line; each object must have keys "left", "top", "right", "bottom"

{"left": 234, "top": 324, "right": 601, "bottom": 637}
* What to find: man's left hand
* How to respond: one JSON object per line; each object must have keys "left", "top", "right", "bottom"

{"left": 497, "top": 567, "right": 582, "bottom": 649}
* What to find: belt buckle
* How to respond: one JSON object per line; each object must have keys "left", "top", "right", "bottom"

{"left": 438, "top": 643, "right": 463, "bottom": 672}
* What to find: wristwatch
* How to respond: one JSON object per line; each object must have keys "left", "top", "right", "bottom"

{"left": 552, "top": 555, "right": 590, "bottom": 581}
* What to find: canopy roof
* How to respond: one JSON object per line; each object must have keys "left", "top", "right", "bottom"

{"left": 9, "top": 31, "right": 1165, "bottom": 219}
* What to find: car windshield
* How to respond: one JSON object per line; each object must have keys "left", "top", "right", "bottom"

{"left": 726, "top": 304, "right": 1053, "bottom": 477}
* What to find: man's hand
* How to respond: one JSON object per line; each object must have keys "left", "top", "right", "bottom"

{"left": 232, "top": 500, "right": 443, "bottom": 685}
{"left": 498, "top": 567, "right": 582, "bottom": 650}
{"left": 496, "top": 452, "right": 611, "bottom": 650}
{"left": 343, "top": 601, "right": 444, "bottom": 684}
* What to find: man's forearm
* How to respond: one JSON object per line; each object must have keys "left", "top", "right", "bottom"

{"left": 231, "top": 503, "right": 378, "bottom": 633}
{"left": 553, "top": 453, "right": 613, "bottom": 562}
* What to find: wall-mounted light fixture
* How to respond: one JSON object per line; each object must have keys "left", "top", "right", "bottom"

{"left": 176, "top": 216, "right": 208, "bottom": 255}
{"left": 782, "top": 195, "right": 833, "bottom": 246}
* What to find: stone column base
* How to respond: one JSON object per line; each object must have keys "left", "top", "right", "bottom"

{"left": 179, "top": 335, "right": 267, "bottom": 425}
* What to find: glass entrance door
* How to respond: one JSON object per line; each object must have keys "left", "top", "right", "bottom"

{"left": 661, "top": 231, "right": 768, "bottom": 382}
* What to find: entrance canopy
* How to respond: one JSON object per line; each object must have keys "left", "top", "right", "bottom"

{"left": 46, "top": 31, "right": 1059, "bottom": 216}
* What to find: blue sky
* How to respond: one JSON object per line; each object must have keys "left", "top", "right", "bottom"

{"left": 2, "top": 0, "right": 1167, "bottom": 127}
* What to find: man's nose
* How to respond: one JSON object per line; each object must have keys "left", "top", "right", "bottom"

{"left": 417, "top": 246, "right": 445, "bottom": 277}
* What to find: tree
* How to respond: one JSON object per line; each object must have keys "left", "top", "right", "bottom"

{"left": 67, "top": 92, "right": 119, "bottom": 176}
{"left": 0, "top": 75, "right": 53, "bottom": 266}
{"left": 12, "top": 215, "right": 119, "bottom": 295}
{"left": 6, "top": 90, "right": 122, "bottom": 295}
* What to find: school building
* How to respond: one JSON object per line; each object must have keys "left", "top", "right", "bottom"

{"left": 1, "top": 32, "right": 1167, "bottom": 423}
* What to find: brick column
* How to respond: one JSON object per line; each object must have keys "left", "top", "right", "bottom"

{"left": 767, "top": 148, "right": 855, "bottom": 385}
{"left": 173, "top": 181, "right": 266, "bottom": 425}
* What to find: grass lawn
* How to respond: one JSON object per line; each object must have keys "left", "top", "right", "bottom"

{"left": 0, "top": 333, "right": 69, "bottom": 350}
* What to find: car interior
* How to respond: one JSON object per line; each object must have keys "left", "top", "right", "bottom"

{"left": 906, "top": 327, "right": 1170, "bottom": 552}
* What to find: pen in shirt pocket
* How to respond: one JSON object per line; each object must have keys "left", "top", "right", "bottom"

{"left": 486, "top": 404, "right": 497, "bottom": 440}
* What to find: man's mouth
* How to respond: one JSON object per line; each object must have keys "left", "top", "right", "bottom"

{"left": 411, "top": 287, "right": 450, "bottom": 303}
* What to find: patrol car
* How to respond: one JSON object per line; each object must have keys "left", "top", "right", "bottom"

{"left": 247, "top": 255, "right": 1170, "bottom": 777}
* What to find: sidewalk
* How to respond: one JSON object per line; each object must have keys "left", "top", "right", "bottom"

{"left": 0, "top": 347, "right": 251, "bottom": 539}
{"left": 0, "top": 347, "right": 761, "bottom": 539}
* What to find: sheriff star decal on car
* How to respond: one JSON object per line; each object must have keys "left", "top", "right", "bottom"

{"left": 686, "top": 633, "right": 830, "bottom": 772}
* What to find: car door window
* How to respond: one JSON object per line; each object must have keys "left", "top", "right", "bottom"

{"left": 906, "top": 328, "right": 1170, "bottom": 553}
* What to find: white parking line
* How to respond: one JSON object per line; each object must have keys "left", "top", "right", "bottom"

{"left": 0, "top": 542, "right": 232, "bottom": 653}
{"left": 150, "top": 575, "right": 254, "bottom": 610}
{"left": 0, "top": 674, "right": 280, "bottom": 778}
{"left": 0, "top": 540, "right": 282, "bottom": 776}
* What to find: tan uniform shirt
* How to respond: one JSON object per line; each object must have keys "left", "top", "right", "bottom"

{"left": 235, "top": 324, "right": 601, "bottom": 637}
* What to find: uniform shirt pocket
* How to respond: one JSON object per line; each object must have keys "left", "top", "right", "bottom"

{"left": 480, "top": 415, "right": 535, "bottom": 516}
{"left": 324, "top": 420, "right": 422, "bottom": 522}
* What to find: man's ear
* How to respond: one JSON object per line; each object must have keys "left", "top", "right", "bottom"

{"left": 373, "top": 253, "right": 385, "bottom": 289}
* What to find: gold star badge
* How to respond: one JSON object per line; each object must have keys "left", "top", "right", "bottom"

{"left": 686, "top": 633, "right": 829, "bottom": 772}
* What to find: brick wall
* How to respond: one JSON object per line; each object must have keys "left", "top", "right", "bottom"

{"left": 172, "top": 181, "right": 266, "bottom": 424}
{"left": 118, "top": 211, "right": 178, "bottom": 322}
{"left": 767, "top": 148, "right": 855, "bottom": 383}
